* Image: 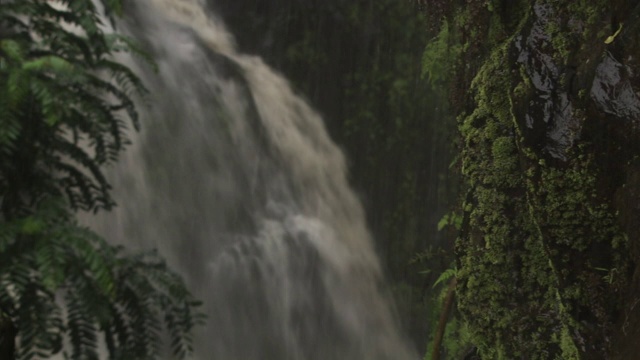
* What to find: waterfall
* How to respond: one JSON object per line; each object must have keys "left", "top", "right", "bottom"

{"left": 89, "top": 0, "right": 419, "bottom": 358}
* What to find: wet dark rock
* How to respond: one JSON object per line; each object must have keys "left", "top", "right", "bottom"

{"left": 456, "top": 1, "right": 640, "bottom": 358}
{"left": 512, "top": 3, "right": 581, "bottom": 161}
{"left": 591, "top": 51, "right": 640, "bottom": 122}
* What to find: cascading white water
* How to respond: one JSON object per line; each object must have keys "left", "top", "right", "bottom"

{"left": 90, "top": 0, "right": 419, "bottom": 358}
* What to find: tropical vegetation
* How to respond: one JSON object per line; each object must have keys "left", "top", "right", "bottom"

{"left": 0, "top": 0, "right": 202, "bottom": 358}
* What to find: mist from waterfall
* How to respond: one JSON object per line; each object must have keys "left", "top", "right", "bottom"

{"left": 88, "top": 1, "right": 419, "bottom": 358}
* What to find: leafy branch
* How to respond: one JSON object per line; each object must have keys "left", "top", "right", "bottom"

{"left": 0, "top": 1, "right": 204, "bottom": 358}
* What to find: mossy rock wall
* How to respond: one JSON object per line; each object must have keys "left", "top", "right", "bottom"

{"left": 451, "top": 0, "right": 640, "bottom": 358}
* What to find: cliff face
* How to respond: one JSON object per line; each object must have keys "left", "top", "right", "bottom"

{"left": 443, "top": 0, "right": 640, "bottom": 358}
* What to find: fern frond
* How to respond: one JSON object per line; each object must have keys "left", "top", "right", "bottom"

{"left": 0, "top": 39, "right": 24, "bottom": 62}
{"left": 64, "top": 281, "right": 100, "bottom": 360}
{"left": 433, "top": 266, "right": 457, "bottom": 289}
{"left": 105, "top": 34, "right": 158, "bottom": 72}
{"left": 0, "top": 1, "right": 203, "bottom": 358}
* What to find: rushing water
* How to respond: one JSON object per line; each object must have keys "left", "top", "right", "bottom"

{"left": 89, "top": 0, "right": 419, "bottom": 358}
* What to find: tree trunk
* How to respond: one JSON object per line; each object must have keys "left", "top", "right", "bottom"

{"left": 430, "top": 277, "right": 457, "bottom": 360}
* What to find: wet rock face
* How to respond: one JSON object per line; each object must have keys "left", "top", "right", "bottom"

{"left": 516, "top": 0, "right": 640, "bottom": 357}
{"left": 591, "top": 52, "right": 640, "bottom": 122}
{"left": 455, "top": 0, "right": 640, "bottom": 358}
{"left": 598, "top": 5, "right": 640, "bottom": 359}
{"left": 509, "top": 1, "right": 640, "bottom": 163}
{"left": 512, "top": 2, "right": 581, "bottom": 161}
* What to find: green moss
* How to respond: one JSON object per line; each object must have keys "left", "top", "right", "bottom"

{"left": 546, "top": 0, "right": 609, "bottom": 63}
{"left": 454, "top": 2, "right": 628, "bottom": 357}
{"left": 491, "top": 136, "right": 519, "bottom": 187}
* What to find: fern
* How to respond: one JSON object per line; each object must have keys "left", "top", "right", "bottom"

{"left": 432, "top": 265, "right": 457, "bottom": 289}
{"left": 0, "top": 1, "right": 204, "bottom": 358}
{"left": 0, "top": 0, "right": 148, "bottom": 215}
{"left": 0, "top": 199, "right": 203, "bottom": 359}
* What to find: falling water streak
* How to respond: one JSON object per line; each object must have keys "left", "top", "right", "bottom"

{"left": 87, "top": 0, "right": 419, "bottom": 359}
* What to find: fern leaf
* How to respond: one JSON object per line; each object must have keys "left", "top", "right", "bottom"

{"left": 0, "top": 39, "right": 24, "bottom": 62}
{"left": 433, "top": 267, "right": 457, "bottom": 289}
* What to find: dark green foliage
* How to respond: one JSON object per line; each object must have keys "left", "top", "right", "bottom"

{"left": 0, "top": 1, "right": 203, "bottom": 358}
{"left": 0, "top": 199, "right": 203, "bottom": 359}
{"left": 0, "top": 0, "right": 148, "bottom": 217}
